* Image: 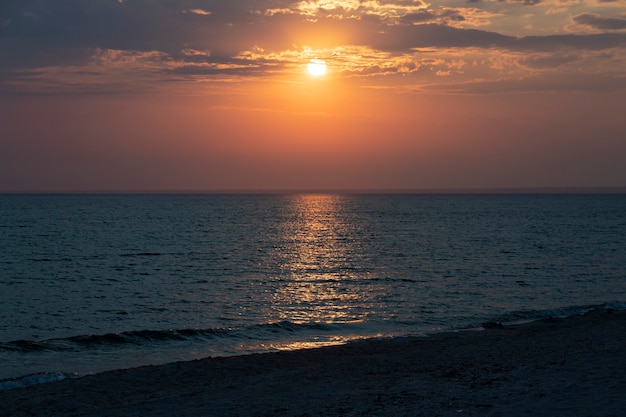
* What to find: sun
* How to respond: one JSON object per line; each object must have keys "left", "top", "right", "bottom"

{"left": 307, "top": 59, "right": 327, "bottom": 77}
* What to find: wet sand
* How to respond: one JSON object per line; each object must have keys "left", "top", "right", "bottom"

{"left": 1, "top": 309, "right": 625, "bottom": 417}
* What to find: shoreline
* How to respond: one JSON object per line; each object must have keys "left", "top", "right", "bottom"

{"left": 3, "top": 302, "right": 622, "bottom": 385}
{"left": 1, "top": 309, "right": 625, "bottom": 416}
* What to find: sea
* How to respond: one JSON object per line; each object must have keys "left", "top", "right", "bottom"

{"left": 1, "top": 193, "right": 625, "bottom": 389}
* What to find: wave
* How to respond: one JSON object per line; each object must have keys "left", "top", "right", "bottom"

{"left": 2, "top": 302, "right": 625, "bottom": 391}
{"left": 0, "top": 321, "right": 338, "bottom": 354}
{"left": 0, "top": 372, "right": 78, "bottom": 391}
{"left": 4, "top": 303, "right": 624, "bottom": 354}
{"left": 480, "top": 301, "right": 626, "bottom": 329}
{"left": 3, "top": 303, "right": 624, "bottom": 354}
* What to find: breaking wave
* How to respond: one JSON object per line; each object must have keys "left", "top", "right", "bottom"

{"left": 0, "top": 321, "right": 338, "bottom": 354}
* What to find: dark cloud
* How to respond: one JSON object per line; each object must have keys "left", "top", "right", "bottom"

{"left": 440, "top": 10, "right": 465, "bottom": 22}
{"left": 0, "top": 0, "right": 277, "bottom": 68}
{"left": 574, "top": 13, "right": 626, "bottom": 31}
{"left": 371, "top": 23, "right": 626, "bottom": 52}
{"left": 3, "top": 1, "right": 624, "bottom": 65}
{"left": 371, "top": 24, "right": 512, "bottom": 51}
{"left": 401, "top": 11, "right": 437, "bottom": 24}
{"left": 400, "top": 10, "right": 465, "bottom": 25}
{"left": 169, "top": 62, "right": 266, "bottom": 77}
{"left": 499, "top": 0, "right": 543, "bottom": 5}
{"left": 516, "top": 32, "right": 626, "bottom": 51}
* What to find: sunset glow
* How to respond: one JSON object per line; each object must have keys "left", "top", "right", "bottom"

{"left": 0, "top": 1, "right": 625, "bottom": 192}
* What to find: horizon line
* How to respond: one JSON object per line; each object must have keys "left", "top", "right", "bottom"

{"left": 2, "top": 186, "right": 626, "bottom": 195}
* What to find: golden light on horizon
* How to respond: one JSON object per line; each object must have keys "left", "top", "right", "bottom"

{"left": 307, "top": 59, "right": 327, "bottom": 77}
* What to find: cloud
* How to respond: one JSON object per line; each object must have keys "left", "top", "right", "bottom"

{"left": 401, "top": 11, "right": 437, "bottom": 24}
{"left": 368, "top": 23, "right": 625, "bottom": 52}
{"left": 182, "top": 9, "right": 212, "bottom": 16}
{"left": 289, "top": 0, "right": 429, "bottom": 19}
{"left": 1, "top": 0, "right": 625, "bottom": 95}
{"left": 518, "top": 52, "right": 579, "bottom": 69}
{"left": 573, "top": 13, "right": 626, "bottom": 31}
{"left": 504, "top": 0, "right": 544, "bottom": 6}
{"left": 0, "top": 48, "right": 180, "bottom": 95}
{"left": 419, "top": 70, "right": 626, "bottom": 93}
{"left": 400, "top": 10, "right": 466, "bottom": 25}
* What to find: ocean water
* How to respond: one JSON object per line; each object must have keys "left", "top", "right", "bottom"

{"left": 1, "top": 194, "right": 625, "bottom": 386}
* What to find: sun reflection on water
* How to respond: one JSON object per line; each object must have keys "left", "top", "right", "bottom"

{"left": 270, "top": 194, "right": 369, "bottom": 324}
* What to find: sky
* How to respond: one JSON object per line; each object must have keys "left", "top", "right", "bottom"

{"left": 1, "top": 0, "right": 625, "bottom": 192}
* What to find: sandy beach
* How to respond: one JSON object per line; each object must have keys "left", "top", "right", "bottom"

{"left": 1, "top": 309, "right": 625, "bottom": 417}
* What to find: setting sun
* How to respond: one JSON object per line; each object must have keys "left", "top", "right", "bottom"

{"left": 307, "top": 59, "right": 327, "bottom": 77}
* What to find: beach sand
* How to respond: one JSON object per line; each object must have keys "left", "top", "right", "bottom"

{"left": 1, "top": 309, "right": 625, "bottom": 417}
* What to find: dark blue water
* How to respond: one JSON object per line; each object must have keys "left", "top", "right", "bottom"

{"left": 1, "top": 194, "right": 625, "bottom": 385}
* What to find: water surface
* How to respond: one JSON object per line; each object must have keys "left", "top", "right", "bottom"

{"left": 1, "top": 194, "right": 625, "bottom": 382}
